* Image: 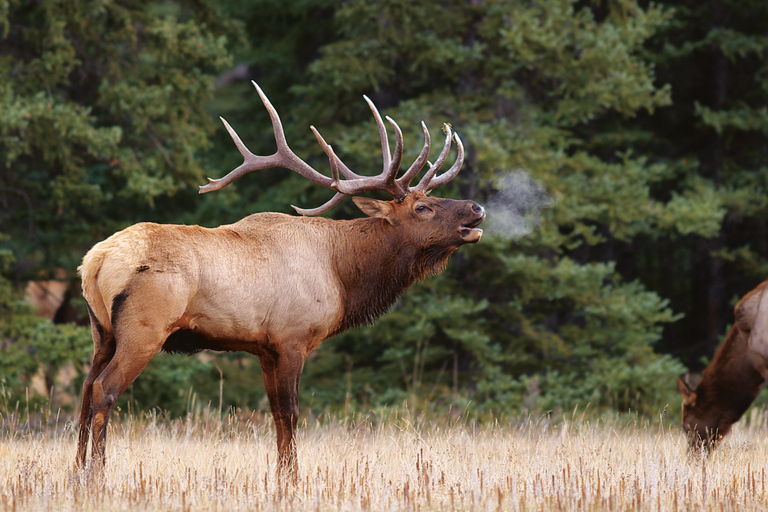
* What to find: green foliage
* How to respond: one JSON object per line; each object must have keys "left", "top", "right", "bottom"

{"left": 470, "top": 250, "right": 685, "bottom": 414}
{"left": 0, "top": 0, "right": 237, "bottom": 278}
{"left": 490, "top": 0, "right": 672, "bottom": 125}
{"left": 628, "top": 0, "right": 768, "bottom": 363}
{"left": 288, "top": 0, "right": 696, "bottom": 417}
{"left": 0, "top": 286, "right": 91, "bottom": 410}
{"left": 0, "top": 0, "right": 240, "bottom": 415}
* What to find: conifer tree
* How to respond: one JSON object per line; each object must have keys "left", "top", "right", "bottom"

{"left": 4, "top": 0, "right": 764, "bottom": 417}
{"left": 631, "top": 0, "right": 768, "bottom": 367}
{"left": 1, "top": 0, "right": 236, "bottom": 277}
{"left": 281, "top": 0, "right": 708, "bottom": 414}
{"left": 0, "top": 0, "right": 238, "bottom": 412}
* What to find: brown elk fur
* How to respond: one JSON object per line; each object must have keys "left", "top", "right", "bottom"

{"left": 676, "top": 281, "right": 768, "bottom": 452}
{"left": 77, "top": 191, "right": 484, "bottom": 472}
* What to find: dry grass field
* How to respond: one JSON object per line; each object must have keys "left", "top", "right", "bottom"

{"left": 1, "top": 406, "right": 768, "bottom": 511}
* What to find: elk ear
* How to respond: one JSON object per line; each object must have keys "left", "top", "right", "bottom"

{"left": 676, "top": 376, "right": 697, "bottom": 407}
{"left": 353, "top": 197, "right": 394, "bottom": 223}
{"left": 684, "top": 372, "right": 702, "bottom": 390}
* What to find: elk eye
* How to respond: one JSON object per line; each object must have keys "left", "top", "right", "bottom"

{"left": 415, "top": 204, "right": 431, "bottom": 213}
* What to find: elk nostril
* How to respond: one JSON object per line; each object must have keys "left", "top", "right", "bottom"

{"left": 471, "top": 203, "right": 485, "bottom": 215}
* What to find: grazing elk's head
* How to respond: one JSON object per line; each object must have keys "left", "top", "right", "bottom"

{"left": 676, "top": 374, "right": 731, "bottom": 453}
{"left": 199, "top": 82, "right": 485, "bottom": 244}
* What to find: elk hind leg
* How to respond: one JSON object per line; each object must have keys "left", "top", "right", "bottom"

{"left": 90, "top": 323, "right": 167, "bottom": 466}
{"left": 76, "top": 304, "right": 116, "bottom": 468}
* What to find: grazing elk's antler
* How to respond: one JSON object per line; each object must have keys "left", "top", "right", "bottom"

{"left": 199, "top": 81, "right": 465, "bottom": 215}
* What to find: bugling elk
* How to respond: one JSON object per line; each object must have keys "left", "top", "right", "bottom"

{"left": 76, "top": 82, "right": 485, "bottom": 472}
{"left": 676, "top": 281, "right": 768, "bottom": 452}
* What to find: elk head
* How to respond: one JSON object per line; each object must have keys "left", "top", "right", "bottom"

{"left": 199, "top": 82, "right": 485, "bottom": 241}
{"left": 676, "top": 374, "right": 728, "bottom": 452}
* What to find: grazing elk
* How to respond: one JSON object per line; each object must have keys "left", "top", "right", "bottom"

{"left": 676, "top": 281, "right": 768, "bottom": 452}
{"left": 76, "top": 82, "right": 485, "bottom": 473}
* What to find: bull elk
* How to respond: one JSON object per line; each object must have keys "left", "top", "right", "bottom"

{"left": 676, "top": 281, "right": 768, "bottom": 452}
{"left": 76, "top": 82, "right": 485, "bottom": 473}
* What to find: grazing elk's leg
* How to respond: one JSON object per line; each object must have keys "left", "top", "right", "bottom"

{"left": 75, "top": 326, "right": 116, "bottom": 468}
{"left": 259, "top": 350, "right": 306, "bottom": 475}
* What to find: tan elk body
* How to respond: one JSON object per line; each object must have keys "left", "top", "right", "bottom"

{"left": 76, "top": 83, "right": 485, "bottom": 472}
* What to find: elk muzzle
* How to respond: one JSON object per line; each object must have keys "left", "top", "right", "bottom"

{"left": 683, "top": 421, "right": 725, "bottom": 455}
{"left": 460, "top": 201, "right": 485, "bottom": 243}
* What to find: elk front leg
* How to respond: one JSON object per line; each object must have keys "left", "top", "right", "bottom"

{"left": 260, "top": 351, "right": 306, "bottom": 475}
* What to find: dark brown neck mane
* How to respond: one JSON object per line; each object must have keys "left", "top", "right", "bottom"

{"left": 696, "top": 323, "right": 765, "bottom": 425}
{"left": 330, "top": 218, "right": 456, "bottom": 335}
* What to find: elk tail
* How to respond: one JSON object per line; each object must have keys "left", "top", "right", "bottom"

{"left": 78, "top": 248, "right": 112, "bottom": 333}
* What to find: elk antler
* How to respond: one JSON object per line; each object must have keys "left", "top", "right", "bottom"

{"left": 200, "top": 81, "right": 465, "bottom": 215}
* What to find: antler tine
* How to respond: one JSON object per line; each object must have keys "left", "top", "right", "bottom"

{"left": 310, "top": 126, "right": 362, "bottom": 180}
{"left": 363, "top": 95, "right": 391, "bottom": 173}
{"left": 198, "top": 117, "right": 259, "bottom": 193}
{"left": 292, "top": 192, "right": 346, "bottom": 216}
{"left": 199, "top": 81, "right": 333, "bottom": 194}
{"left": 420, "top": 132, "right": 465, "bottom": 194}
{"left": 308, "top": 125, "right": 387, "bottom": 196}
{"left": 292, "top": 143, "right": 347, "bottom": 215}
{"left": 384, "top": 116, "right": 405, "bottom": 196}
{"left": 396, "top": 121, "right": 431, "bottom": 190}
{"left": 413, "top": 124, "right": 454, "bottom": 192}
{"left": 303, "top": 103, "right": 406, "bottom": 198}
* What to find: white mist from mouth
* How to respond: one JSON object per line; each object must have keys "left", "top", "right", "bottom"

{"left": 485, "top": 170, "right": 554, "bottom": 240}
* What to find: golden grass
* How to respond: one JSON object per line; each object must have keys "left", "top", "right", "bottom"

{"left": 2, "top": 407, "right": 768, "bottom": 511}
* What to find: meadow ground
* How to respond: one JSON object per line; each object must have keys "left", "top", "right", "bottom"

{"left": 1, "top": 406, "right": 768, "bottom": 511}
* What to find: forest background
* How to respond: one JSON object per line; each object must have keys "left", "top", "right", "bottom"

{"left": 0, "top": 0, "right": 766, "bottom": 423}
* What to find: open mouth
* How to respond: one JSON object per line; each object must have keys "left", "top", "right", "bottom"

{"left": 459, "top": 215, "right": 485, "bottom": 242}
